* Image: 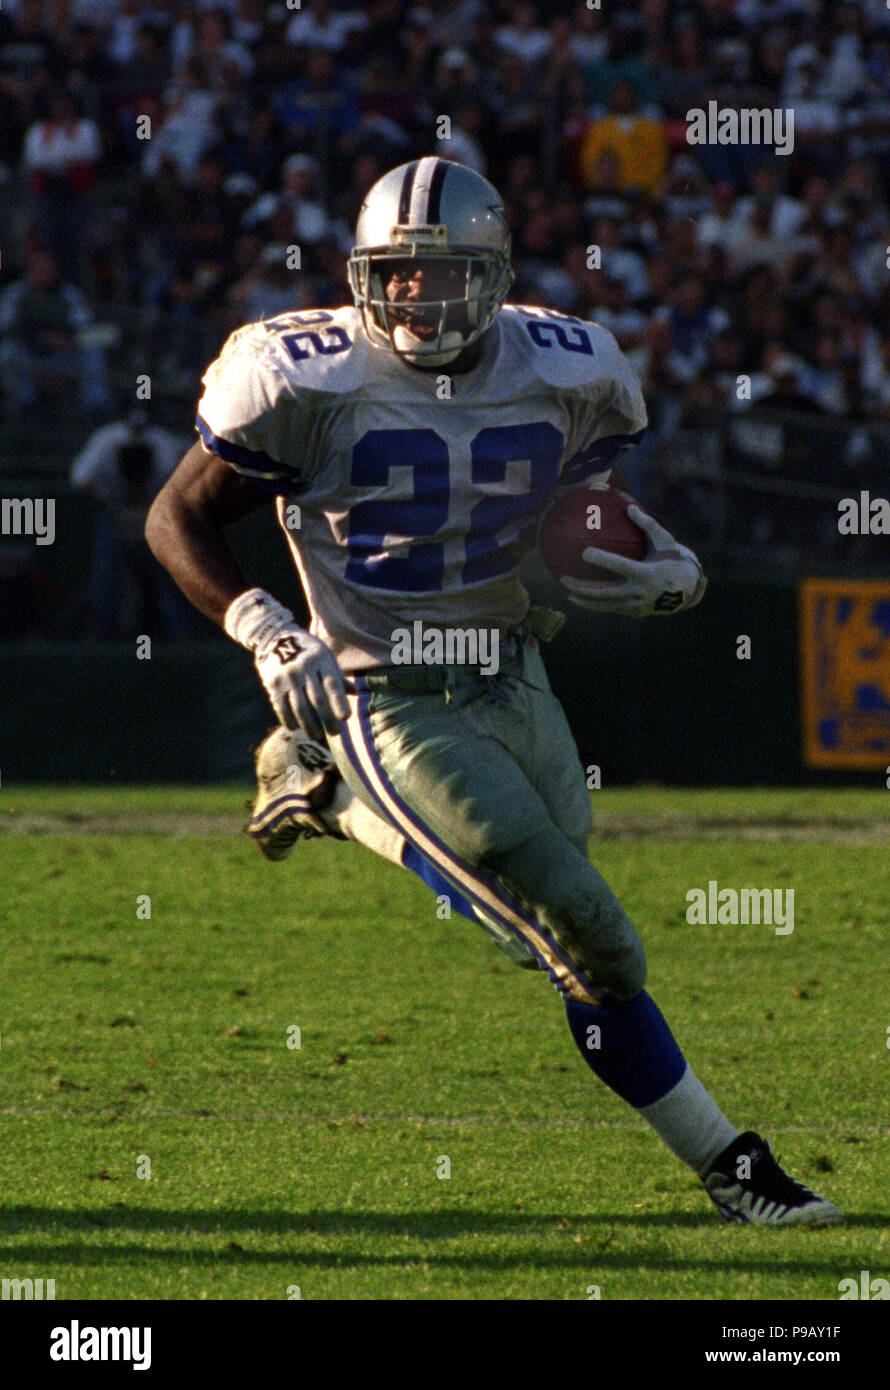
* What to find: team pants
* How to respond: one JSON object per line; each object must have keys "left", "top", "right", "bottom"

{"left": 327, "top": 634, "right": 646, "bottom": 1004}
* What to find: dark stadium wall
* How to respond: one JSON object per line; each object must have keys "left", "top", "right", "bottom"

{"left": 0, "top": 571, "right": 869, "bottom": 788}
{"left": 538, "top": 574, "right": 803, "bottom": 786}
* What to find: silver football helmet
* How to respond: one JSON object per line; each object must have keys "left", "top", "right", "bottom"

{"left": 348, "top": 157, "right": 514, "bottom": 366}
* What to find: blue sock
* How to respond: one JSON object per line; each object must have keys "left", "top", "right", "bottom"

{"left": 565, "top": 992, "right": 687, "bottom": 1108}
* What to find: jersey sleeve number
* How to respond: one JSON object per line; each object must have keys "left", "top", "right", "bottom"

{"left": 282, "top": 326, "right": 351, "bottom": 360}
{"left": 345, "top": 423, "right": 563, "bottom": 592}
{"left": 525, "top": 318, "right": 593, "bottom": 355}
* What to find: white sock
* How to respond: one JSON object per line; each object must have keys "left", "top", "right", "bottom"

{"left": 638, "top": 1065, "right": 738, "bottom": 1178}
{"left": 326, "top": 783, "right": 406, "bottom": 867}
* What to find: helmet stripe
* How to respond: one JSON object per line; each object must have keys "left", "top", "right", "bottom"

{"left": 426, "top": 158, "right": 449, "bottom": 223}
{"left": 410, "top": 155, "right": 441, "bottom": 224}
{"left": 397, "top": 160, "right": 419, "bottom": 224}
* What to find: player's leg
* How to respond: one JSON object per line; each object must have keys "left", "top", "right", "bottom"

{"left": 248, "top": 723, "right": 484, "bottom": 920}
{"left": 328, "top": 671, "right": 645, "bottom": 1003}
{"left": 434, "top": 647, "right": 740, "bottom": 1174}
{"left": 249, "top": 721, "right": 588, "bottom": 961}
{"left": 253, "top": 704, "right": 839, "bottom": 1225}
{"left": 328, "top": 659, "right": 839, "bottom": 1226}
{"left": 515, "top": 639, "right": 840, "bottom": 1224}
{"left": 252, "top": 691, "right": 639, "bottom": 1000}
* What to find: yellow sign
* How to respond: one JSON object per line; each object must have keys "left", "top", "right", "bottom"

{"left": 799, "top": 579, "right": 890, "bottom": 770}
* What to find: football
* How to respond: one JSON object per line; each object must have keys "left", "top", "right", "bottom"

{"left": 538, "top": 484, "right": 648, "bottom": 582}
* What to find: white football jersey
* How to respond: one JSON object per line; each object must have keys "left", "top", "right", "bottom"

{"left": 196, "top": 304, "right": 647, "bottom": 671}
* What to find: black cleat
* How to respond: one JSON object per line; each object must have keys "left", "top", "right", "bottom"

{"left": 704, "top": 1131, "right": 842, "bottom": 1227}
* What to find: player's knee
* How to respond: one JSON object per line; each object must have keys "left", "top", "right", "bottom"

{"left": 574, "top": 895, "right": 647, "bottom": 1000}
{"left": 489, "top": 831, "right": 646, "bottom": 999}
{"left": 567, "top": 913, "right": 646, "bottom": 1001}
{"left": 608, "top": 930, "right": 647, "bottom": 1000}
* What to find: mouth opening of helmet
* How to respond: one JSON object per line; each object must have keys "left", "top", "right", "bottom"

{"left": 348, "top": 247, "right": 512, "bottom": 360}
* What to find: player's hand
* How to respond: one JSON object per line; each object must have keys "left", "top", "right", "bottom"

{"left": 561, "top": 506, "right": 707, "bottom": 617}
{"left": 254, "top": 625, "right": 349, "bottom": 740}
{"left": 224, "top": 588, "right": 349, "bottom": 740}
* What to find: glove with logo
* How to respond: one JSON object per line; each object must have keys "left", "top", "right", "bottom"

{"left": 224, "top": 588, "right": 349, "bottom": 741}
{"left": 560, "top": 505, "right": 707, "bottom": 616}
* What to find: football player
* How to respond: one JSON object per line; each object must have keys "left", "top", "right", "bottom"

{"left": 146, "top": 157, "right": 840, "bottom": 1227}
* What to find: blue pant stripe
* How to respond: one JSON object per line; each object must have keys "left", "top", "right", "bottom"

{"left": 337, "top": 678, "right": 601, "bottom": 1001}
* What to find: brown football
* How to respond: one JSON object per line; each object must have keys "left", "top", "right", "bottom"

{"left": 538, "top": 486, "right": 647, "bottom": 582}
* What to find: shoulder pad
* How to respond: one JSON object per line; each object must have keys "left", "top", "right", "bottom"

{"left": 500, "top": 304, "right": 630, "bottom": 394}
{"left": 229, "top": 306, "right": 371, "bottom": 397}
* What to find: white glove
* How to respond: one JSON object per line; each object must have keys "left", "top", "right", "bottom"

{"left": 560, "top": 505, "right": 707, "bottom": 616}
{"left": 224, "top": 588, "right": 349, "bottom": 741}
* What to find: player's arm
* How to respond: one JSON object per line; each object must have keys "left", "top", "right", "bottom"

{"left": 145, "top": 439, "right": 267, "bottom": 624}
{"left": 145, "top": 440, "right": 348, "bottom": 739}
{"left": 558, "top": 326, "right": 706, "bottom": 617}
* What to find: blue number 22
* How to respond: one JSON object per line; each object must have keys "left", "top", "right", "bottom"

{"left": 345, "top": 422, "right": 563, "bottom": 592}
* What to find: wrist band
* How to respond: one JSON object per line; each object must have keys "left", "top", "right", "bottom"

{"left": 224, "top": 588, "right": 294, "bottom": 652}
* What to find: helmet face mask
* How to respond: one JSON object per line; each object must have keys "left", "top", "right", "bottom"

{"left": 350, "top": 248, "right": 510, "bottom": 363}
{"left": 348, "top": 158, "right": 514, "bottom": 366}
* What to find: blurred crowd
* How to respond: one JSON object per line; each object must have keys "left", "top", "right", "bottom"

{"left": 2, "top": 0, "right": 890, "bottom": 429}
{"left": 2, "top": 0, "right": 890, "bottom": 639}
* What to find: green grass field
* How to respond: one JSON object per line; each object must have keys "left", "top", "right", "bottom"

{"left": 1, "top": 785, "right": 887, "bottom": 1301}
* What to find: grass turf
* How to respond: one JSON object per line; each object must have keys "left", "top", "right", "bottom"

{"left": 0, "top": 786, "right": 887, "bottom": 1300}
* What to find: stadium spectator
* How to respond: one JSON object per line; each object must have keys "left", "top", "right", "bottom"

{"left": 141, "top": 64, "right": 218, "bottom": 182}
{"left": 859, "top": 329, "right": 890, "bottom": 419}
{"left": 0, "top": 247, "right": 110, "bottom": 418}
{"left": 242, "top": 153, "right": 331, "bottom": 247}
{"left": 227, "top": 243, "right": 310, "bottom": 324}
{"left": 276, "top": 48, "right": 359, "bottom": 146}
{"left": 495, "top": 2, "right": 552, "bottom": 68}
{"left": 23, "top": 87, "right": 100, "bottom": 273}
{"left": 578, "top": 81, "right": 668, "bottom": 197}
{"left": 579, "top": 23, "right": 660, "bottom": 110}
{"left": 108, "top": 0, "right": 153, "bottom": 66}
{"left": 190, "top": 8, "right": 254, "bottom": 87}
{"left": 285, "top": 0, "right": 367, "bottom": 55}
{"left": 592, "top": 215, "right": 649, "bottom": 304}
{"left": 0, "top": 0, "right": 62, "bottom": 99}
{"left": 660, "top": 19, "right": 709, "bottom": 119}
{"left": 803, "top": 329, "right": 849, "bottom": 414}
{"left": 430, "top": 47, "right": 481, "bottom": 119}
{"left": 70, "top": 407, "right": 192, "bottom": 639}
{"left": 488, "top": 51, "right": 544, "bottom": 167}
{"left": 441, "top": 101, "right": 487, "bottom": 173}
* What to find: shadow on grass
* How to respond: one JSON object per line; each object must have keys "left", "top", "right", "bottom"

{"left": 0, "top": 1206, "right": 881, "bottom": 1276}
